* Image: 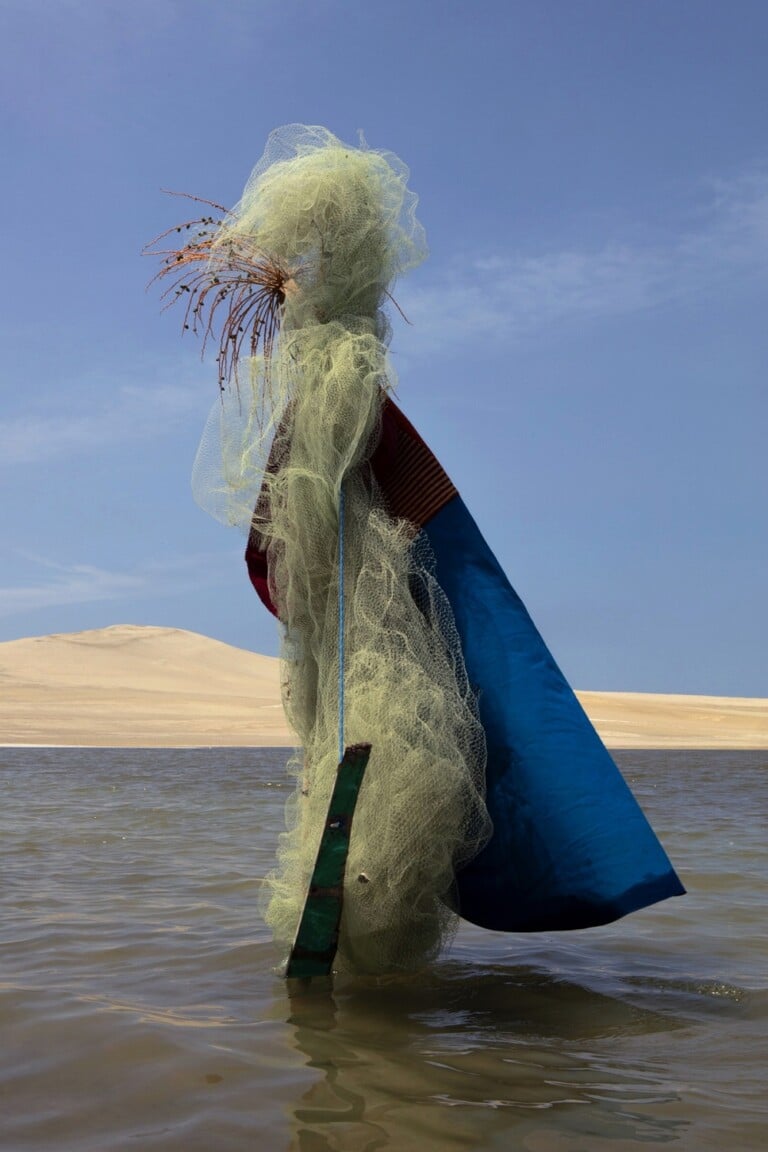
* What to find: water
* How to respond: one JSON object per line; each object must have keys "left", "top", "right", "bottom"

{"left": 1, "top": 748, "right": 766, "bottom": 1151}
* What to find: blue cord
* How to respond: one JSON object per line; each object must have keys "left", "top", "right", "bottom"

{"left": 338, "top": 481, "right": 345, "bottom": 763}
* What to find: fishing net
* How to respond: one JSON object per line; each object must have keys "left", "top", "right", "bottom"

{"left": 189, "top": 126, "right": 491, "bottom": 972}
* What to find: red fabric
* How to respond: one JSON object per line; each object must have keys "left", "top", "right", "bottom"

{"left": 245, "top": 542, "right": 276, "bottom": 616}
{"left": 244, "top": 397, "right": 455, "bottom": 619}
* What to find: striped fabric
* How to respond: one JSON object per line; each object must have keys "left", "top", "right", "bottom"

{"left": 376, "top": 398, "right": 458, "bottom": 528}
{"left": 245, "top": 396, "right": 458, "bottom": 617}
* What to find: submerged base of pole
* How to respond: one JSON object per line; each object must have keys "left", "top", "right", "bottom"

{"left": 285, "top": 742, "right": 371, "bottom": 979}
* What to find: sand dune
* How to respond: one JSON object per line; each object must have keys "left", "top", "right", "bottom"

{"left": 577, "top": 690, "right": 768, "bottom": 750}
{"left": 0, "top": 625, "right": 292, "bottom": 747}
{"left": 0, "top": 625, "right": 766, "bottom": 749}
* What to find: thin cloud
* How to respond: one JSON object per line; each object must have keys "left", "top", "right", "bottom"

{"left": 6, "top": 169, "right": 764, "bottom": 469}
{"left": 0, "top": 562, "right": 146, "bottom": 617}
{"left": 397, "top": 169, "right": 768, "bottom": 356}
{"left": 0, "top": 549, "right": 238, "bottom": 618}
{"left": 0, "top": 382, "right": 208, "bottom": 467}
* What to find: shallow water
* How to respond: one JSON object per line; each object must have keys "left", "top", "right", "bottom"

{"left": 1, "top": 747, "right": 766, "bottom": 1151}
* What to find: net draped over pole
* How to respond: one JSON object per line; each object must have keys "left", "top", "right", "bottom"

{"left": 182, "top": 127, "right": 491, "bottom": 973}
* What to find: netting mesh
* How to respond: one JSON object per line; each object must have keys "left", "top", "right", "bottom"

{"left": 191, "top": 126, "right": 491, "bottom": 972}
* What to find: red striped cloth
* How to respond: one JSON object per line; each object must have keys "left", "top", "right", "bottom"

{"left": 373, "top": 399, "right": 458, "bottom": 527}
{"left": 245, "top": 397, "right": 457, "bottom": 618}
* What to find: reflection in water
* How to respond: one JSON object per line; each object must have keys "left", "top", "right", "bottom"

{"left": 288, "top": 980, "right": 388, "bottom": 1151}
{"left": 284, "top": 964, "right": 689, "bottom": 1151}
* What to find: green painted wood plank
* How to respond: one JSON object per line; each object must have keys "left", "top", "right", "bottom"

{"left": 285, "top": 742, "right": 371, "bottom": 979}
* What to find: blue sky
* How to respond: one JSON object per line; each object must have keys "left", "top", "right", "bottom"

{"left": 0, "top": 0, "right": 766, "bottom": 695}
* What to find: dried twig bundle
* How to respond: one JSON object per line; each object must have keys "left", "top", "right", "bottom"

{"left": 144, "top": 191, "right": 295, "bottom": 389}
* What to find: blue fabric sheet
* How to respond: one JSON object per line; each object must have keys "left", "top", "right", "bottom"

{"left": 423, "top": 495, "right": 685, "bottom": 932}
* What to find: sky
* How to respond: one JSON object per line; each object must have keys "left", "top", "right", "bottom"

{"left": 0, "top": 0, "right": 766, "bottom": 695}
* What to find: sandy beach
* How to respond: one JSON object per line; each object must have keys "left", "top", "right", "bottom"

{"left": 0, "top": 624, "right": 766, "bottom": 749}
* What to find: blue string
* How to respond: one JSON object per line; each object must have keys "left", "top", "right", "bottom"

{"left": 338, "top": 481, "right": 345, "bottom": 763}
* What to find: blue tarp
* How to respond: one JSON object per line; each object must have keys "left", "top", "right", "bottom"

{"left": 424, "top": 495, "right": 685, "bottom": 932}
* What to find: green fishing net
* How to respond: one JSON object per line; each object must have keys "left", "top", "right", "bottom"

{"left": 191, "top": 126, "right": 491, "bottom": 972}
